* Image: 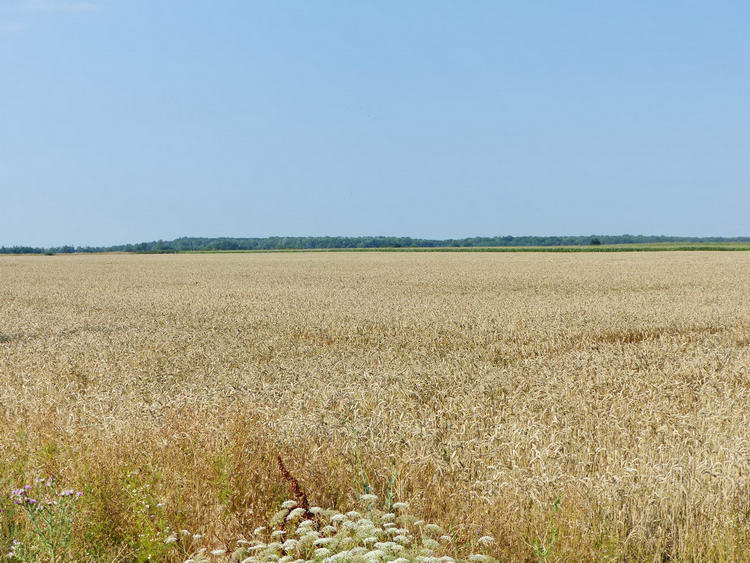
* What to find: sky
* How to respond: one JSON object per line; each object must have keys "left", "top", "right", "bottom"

{"left": 1, "top": 0, "right": 748, "bottom": 247}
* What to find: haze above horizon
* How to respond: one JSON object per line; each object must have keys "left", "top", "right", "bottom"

{"left": 1, "top": 1, "right": 748, "bottom": 247}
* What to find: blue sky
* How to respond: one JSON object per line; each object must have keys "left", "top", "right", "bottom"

{"left": 1, "top": 1, "right": 748, "bottom": 246}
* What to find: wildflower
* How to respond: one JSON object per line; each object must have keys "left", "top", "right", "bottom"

{"left": 210, "top": 548, "right": 226, "bottom": 555}
{"left": 309, "top": 506, "right": 323, "bottom": 514}
{"left": 392, "top": 502, "right": 409, "bottom": 510}
{"left": 281, "top": 500, "right": 297, "bottom": 509}
{"left": 424, "top": 523, "right": 442, "bottom": 534}
{"left": 360, "top": 493, "right": 378, "bottom": 502}
{"left": 313, "top": 547, "right": 331, "bottom": 558}
{"left": 253, "top": 527, "right": 266, "bottom": 535}
{"left": 381, "top": 512, "right": 396, "bottom": 521}
{"left": 286, "top": 507, "right": 306, "bottom": 520}
{"left": 311, "top": 537, "right": 331, "bottom": 546}
{"left": 478, "top": 535, "right": 495, "bottom": 545}
{"left": 300, "top": 531, "right": 320, "bottom": 542}
{"left": 181, "top": 529, "right": 192, "bottom": 536}
{"left": 346, "top": 510, "right": 362, "bottom": 520}
{"left": 469, "top": 556, "right": 490, "bottom": 562}
{"left": 282, "top": 539, "right": 298, "bottom": 551}
{"left": 271, "top": 530, "right": 285, "bottom": 538}
{"left": 164, "top": 535, "right": 177, "bottom": 544}
{"left": 422, "top": 538, "right": 440, "bottom": 549}
{"left": 192, "top": 534, "right": 203, "bottom": 540}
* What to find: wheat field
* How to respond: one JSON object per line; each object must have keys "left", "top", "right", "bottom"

{"left": 1, "top": 251, "right": 749, "bottom": 561}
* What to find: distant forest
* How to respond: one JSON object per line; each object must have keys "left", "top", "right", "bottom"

{"left": 2, "top": 235, "right": 750, "bottom": 254}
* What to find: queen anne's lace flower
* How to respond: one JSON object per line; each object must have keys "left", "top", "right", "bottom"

{"left": 186, "top": 494, "right": 496, "bottom": 562}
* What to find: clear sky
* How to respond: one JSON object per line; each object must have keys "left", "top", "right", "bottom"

{"left": 1, "top": 1, "right": 748, "bottom": 247}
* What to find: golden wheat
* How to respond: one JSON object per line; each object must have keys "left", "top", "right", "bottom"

{"left": 1, "top": 251, "right": 749, "bottom": 561}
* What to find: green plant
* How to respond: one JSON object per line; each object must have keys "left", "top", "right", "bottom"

{"left": 7, "top": 479, "right": 82, "bottom": 562}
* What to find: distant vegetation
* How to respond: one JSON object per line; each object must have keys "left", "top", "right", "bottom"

{"left": 2, "top": 235, "right": 750, "bottom": 254}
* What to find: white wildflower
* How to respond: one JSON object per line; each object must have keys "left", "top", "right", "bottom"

{"left": 282, "top": 539, "right": 298, "bottom": 551}
{"left": 286, "top": 507, "right": 306, "bottom": 521}
{"left": 314, "top": 537, "right": 334, "bottom": 546}
{"left": 478, "top": 535, "right": 495, "bottom": 545}
{"left": 423, "top": 538, "right": 440, "bottom": 549}
{"left": 281, "top": 500, "right": 297, "bottom": 509}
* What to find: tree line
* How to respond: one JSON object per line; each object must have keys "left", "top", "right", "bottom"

{"left": 2, "top": 235, "right": 749, "bottom": 254}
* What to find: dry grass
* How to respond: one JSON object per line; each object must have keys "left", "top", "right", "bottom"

{"left": 1, "top": 251, "right": 749, "bottom": 561}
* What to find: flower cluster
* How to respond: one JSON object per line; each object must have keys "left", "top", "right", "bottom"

{"left": 6, "top": 479, "right": 84, "bottom": 560}
{"left": 9, "top": 480, "right": 83, "bottom": 509}
{"left": 187, "top": 494, "right": 496, "bottom": 562}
